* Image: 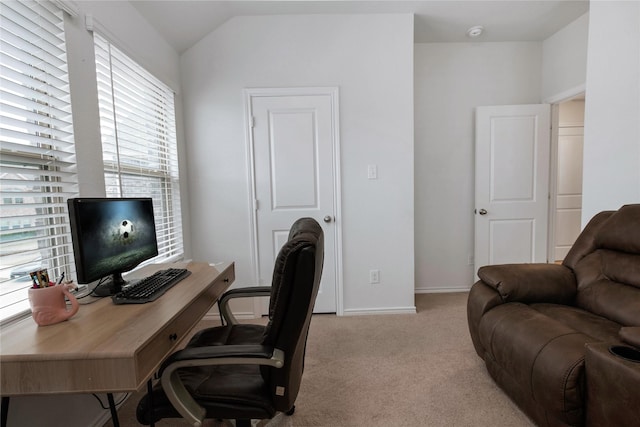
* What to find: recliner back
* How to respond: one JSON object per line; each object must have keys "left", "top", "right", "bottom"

{"left": 563, "top": 204, "right": 640, "bottom": 326}
{"left": 261, "top": 217, "right": 324, "bottom": 412}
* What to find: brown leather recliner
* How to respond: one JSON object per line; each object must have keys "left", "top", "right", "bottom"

{"left": 467, "top": 204, "right": 640, "bottom": 427}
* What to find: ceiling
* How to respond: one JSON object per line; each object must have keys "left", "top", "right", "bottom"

{"left": 131, "top": 1, "right": 590, "bottom": 54}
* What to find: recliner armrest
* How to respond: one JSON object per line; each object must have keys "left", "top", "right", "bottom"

{"left": 478, "top": 263, "right": 576, "bottom": 304}
{"left": 620, "top": 327, "right": 640, "bottom": 348}
{"left": 584, "top": 342, "right": 640, "bottom": 426}
{"left": 218, "top": 286, "right": 271, "bottom": 325}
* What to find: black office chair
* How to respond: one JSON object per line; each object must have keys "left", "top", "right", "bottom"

{"left": 136, "top": 217, "right": 324, "bottom": 427}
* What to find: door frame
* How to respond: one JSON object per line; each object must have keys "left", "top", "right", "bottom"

{"left": 545, "top": 85, "right": 586, "bottom": 262}
{"left": 243, "top": 86, "right": 344, "bottom": 316}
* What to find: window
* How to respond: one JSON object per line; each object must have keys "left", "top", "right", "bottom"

{"left": 0, "top": 1, "right": 77, "bottom": 323}
{"left": 93, "top": 33, "right": 183, "bottom": 263}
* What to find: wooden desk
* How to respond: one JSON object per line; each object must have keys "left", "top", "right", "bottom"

{"left": 0, "top": 261, "right": 234, "bottom": 396}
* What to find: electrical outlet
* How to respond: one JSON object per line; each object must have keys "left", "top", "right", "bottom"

{"left": 369, "top": 269, "right": 380, "bottom": 284}
{"left": 468, "top": 255, "right": 474, "bottom": 265}
{"left": 367, "top": 164, "right": 378, "bottom": 180}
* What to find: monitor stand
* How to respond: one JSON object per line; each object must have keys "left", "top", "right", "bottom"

{"left": 92, "top": 272, "right": 126, "bottom": 297}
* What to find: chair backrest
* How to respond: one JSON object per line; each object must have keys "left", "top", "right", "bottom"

{"left": 563, "top": 204, "right": 640, "bottom": 326}
{"left": 260, "top": 217, "right": 324, "bottom": 412}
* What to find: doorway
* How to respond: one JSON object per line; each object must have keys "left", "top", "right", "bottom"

{"left": 549, "top": 95, "right": 585, "bottom": 262}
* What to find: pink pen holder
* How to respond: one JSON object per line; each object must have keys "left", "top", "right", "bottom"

{"left": 28, "top": 285, "right": 79, "bottom": 326}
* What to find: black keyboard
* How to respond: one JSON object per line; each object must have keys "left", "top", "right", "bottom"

{"left": 112, "top": 268, "right": 191, "bottom": 305}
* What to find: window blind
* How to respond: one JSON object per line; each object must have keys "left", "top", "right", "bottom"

{"left": 0, "top": 1, "right": 77, "bottom": 323}
{"left": 93, "top": 33, "right": 183, "bottom": 263}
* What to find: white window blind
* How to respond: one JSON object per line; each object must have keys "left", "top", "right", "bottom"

{"left": 0, "top": 1, "right": 77, "bottom": 323}
{"left": 93, "top": 33, "right": 183, "bottom": 263}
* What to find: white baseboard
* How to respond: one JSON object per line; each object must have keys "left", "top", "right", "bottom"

{"left": 90, "top": 393, "right": 129, "bottom": 427}
{"left": 202, "top": 312, "right": 221, "bottom": 322}
{"left": 415, "top": 286, "right": 470, "bottom": 294}
{"left": 342, "top": 306, "right": 416, "bottom": 316}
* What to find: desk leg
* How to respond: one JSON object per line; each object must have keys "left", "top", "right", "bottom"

{"left": 147, "top": 379, "right": 155, "bottom": 427}
{"left": 107, "top": 393, "right": 120, "bottom": 427}
{"left": 1, "top": 397, "right": 9, "bottom": 427}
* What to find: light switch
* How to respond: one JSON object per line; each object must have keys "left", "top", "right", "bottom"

{"left": 367, "top": 164, "right": 378, "bottom": 180}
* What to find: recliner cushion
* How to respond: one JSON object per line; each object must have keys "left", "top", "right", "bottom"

{"left": 573, "top": 251, "right": 640, "bottom": 326}
{"left": 594, "top": 204, "right": 640, "bottom": 254}
{"left": 530, "top": 303, "right": 623, "bottom": 343}
{"left": 478, "top": 303, "right": 621, "bottom": 425}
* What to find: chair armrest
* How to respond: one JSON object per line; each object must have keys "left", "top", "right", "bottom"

{"left": 218, "top": 286, "right": 271, "bottom": 325}
{"left": 620, "top": 327, "right": 640, "bottom": 348}
{"left": 477, "top": 263, "right": 576, "bottom": 304}
{"left": 160, "top": 344, "right": 285, "bottom": 427}
{"left": 160, "top": 344, "right": 283, "bottom": 373}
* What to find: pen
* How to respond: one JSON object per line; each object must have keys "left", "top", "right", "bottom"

{"left": 57, "top": 272, "right": 65, "bottom": 285}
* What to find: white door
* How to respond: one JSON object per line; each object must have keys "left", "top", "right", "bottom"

{"left": 247, "top": 88, "right": 340, "bottom": 313}
{"left": 475, "top": 104, "right": 551, "bottom": 272}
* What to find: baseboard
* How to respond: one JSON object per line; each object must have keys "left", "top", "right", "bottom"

{"left": 342, "top": 306, "right": 416, "bottom": 316}
{"left": 415, "top": 286, "right": 470, "bottom": 294}
{"left": 90, "top": 393, "right": 129, "bottom": 427}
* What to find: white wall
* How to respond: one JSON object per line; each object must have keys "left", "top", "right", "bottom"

{"left": 5, "top": 2, "right": 183, "bottom": 427}
{"left": 582, "top": 1, "right": 640, "bottom": 222}
{"left": 414, "top": 42, "right": 542, "bottom": 292}
{"left": 180, "top": 14, "right": 415, "bottom": 314}
{"left": 541, "top": 12, "right": 589, "bottom": 102}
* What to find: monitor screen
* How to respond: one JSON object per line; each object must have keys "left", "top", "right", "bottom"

{"left": 67, "top": 197, "right": 159, "bottom": 295}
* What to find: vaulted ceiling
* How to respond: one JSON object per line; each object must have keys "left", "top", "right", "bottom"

{"left": 131, "top": 1, "right": 590, "bottom": 53}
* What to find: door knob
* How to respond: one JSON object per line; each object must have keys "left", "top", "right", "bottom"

{"left": 323, "top": 215, "right": 332, "bottom": 223}
{"left": 478, "top": 209, "right": 487, "bottom": 215}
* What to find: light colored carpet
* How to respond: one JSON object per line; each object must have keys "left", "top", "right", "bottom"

{"left": 104, "top": 293, "right": 533, "bottom": 427}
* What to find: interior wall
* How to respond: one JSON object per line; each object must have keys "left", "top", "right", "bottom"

{"left": 541, "top": 12, "right": 589, "bottom": 102}
{"left": 414, "top": 42, "right": 542, "bottom": 292}
{"left": 582, "top": 1, "right": 640, "bottom": 222}
{"left": 180, "top": 14, "right": 416, "bottom": 314}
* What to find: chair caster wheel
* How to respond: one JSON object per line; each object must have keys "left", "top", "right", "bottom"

{"left": 286, "top": 405, "right": 295, "bottom": 416}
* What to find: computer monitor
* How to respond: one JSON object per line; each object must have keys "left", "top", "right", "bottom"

{"left": 67, "top": 197, "right": 159, "bottom": 296}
